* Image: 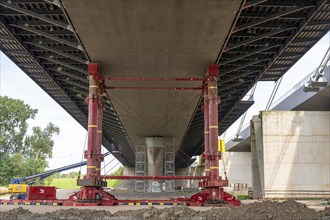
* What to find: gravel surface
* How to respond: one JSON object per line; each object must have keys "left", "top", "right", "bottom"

{"left": 1, "top": 199, "right": 329, "bottom": 220}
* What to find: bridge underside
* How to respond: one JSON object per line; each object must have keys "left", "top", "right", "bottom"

{"left": 0, "top": 0, "right": 329, "bottom": 168}
{"left": 61, "top": 0, "right": 242, "bottom": 167}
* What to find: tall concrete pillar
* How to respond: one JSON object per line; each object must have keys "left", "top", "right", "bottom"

{"left": 146, "top": 137, "right": 165, "bottom": 176}
{"left": 251, "top": 115, "right": 262, "bottom": 199}
{"left": 146, "top": 137, "right": 164, "bottom": 192}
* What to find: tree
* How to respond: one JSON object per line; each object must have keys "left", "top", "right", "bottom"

{"left": 0, "top": 96, "right": 60, "bottom": 186}
{"left": 25, "top": 123, "right": 60, "bottom": 160}
{"left": 53, "top": 172, "right": 61, "bottom": 179}
{"left": 68, "top": 171, "right": 79, "bottom": 178}
{"left": 0, "top": 154, "right": 14, "bottom": 185}
{"left": 0, "top": 96, "right": 38, "bottom": 155}
{"left": 106, "top": 166, "right": 124, "bottom": 188}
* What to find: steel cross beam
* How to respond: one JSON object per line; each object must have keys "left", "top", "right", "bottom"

{"left": 26, "top": 42, "right": 88, "bottom": 64}
{"left": 0, "top": 1, "right": 73, "bottom": 31}
{"left": 233, "top": 5, "right": 313, "bottom": 33}
{"left": 101, "top": 176, "right": 207, "bottom": 180}
{"left": 39, "top": 57, "right": 87, "bottom": 74}
{"left": 10, "top": 24, "right": 83, "bottom": 50}
{"left": 49, "top": 68, "right": 87, "bottom": 82}
{"left": 227, "top": 28, "right": 296, "bottom": 51}
{"left": 104, "top": 76, "right": 204, "bottom": 90}
{"left": 105, "top": 86, "right": 203, "bottom": 91}
{"left": 221, "top": 59, "right": 269, "bottom": 76}
{"left": 261, "top": 0, "right": 329, "bottom": 78}
{"left": 219, "top": 45, "right": 279, "bottom": 66}
{"left": 103, "top": 77, "right": 204, "bottom": 81}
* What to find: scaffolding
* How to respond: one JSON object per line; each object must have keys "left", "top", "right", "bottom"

{"left": 134, "top": 140, "right": 147, "bottom": 192}
{"left": 164, "top": 143, "right": 175, "bottom": 191}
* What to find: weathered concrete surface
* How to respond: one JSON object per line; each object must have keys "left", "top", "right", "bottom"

{"left": 220, "top": 152, "right": 252, "bottom": 187}
{"left": 251, "top": 115, "right": 264, "bottom": 199}
{"left": 251, "top": 111, "right": 330, "bottom": 198}
{"left": 62, "top": 0, "right": 242, "bottom": 151}
{"left": 146, "top": 137, "right": 165, "bottom": 177}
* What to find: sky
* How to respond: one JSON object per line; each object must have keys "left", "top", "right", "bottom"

{"left": 0, "top": 32, "right": 329, "bottom": 174}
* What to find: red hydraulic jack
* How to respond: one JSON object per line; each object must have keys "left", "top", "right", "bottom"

{"left": 191, "top": 64, "right": 241, "bottom": 206}
{"left": 67, "top": 64, "right": 117, "bottom": 206}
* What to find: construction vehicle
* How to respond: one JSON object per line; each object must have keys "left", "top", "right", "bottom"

{"left": 8, "top": 152, "right": 110, "bottom": 200}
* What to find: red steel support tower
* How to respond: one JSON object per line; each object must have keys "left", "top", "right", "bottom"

{"left": 71, "top": 63, "right": 116, "bottom": 205}
{"left": 66, "top": 63, "right": 240, "bottom": 206}
{"left": 204, "top": 64, "right": 229, "bottom": 203}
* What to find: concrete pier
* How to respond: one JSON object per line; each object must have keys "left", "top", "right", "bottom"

{"left": 251, "top": 111, "right": 330, "bottom": 198}
{"left": 146, "top": 137, "right": 165, "bottom": 177}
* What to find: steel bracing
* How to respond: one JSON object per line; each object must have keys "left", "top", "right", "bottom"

{"left": 176, "top": 0, "right": 330, "bottom": 168}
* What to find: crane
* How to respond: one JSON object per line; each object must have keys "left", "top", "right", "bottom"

{"left": 8, "top": 152, "right": 110, "bottom": 199}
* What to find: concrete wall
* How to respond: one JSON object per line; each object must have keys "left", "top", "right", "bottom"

{"left": 251, "top": 111, "right": 330, "bottom": 198}
{"left": 220, "top": 152, "right": 252, "bottom": 187}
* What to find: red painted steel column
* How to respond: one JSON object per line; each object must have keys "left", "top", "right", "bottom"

{"left": 85, "top": 65, "right": 100, "bottom": 181}
{"left": 203, "top": 64, "right": 229, "bottom": 203}
{"left": 203, "top": 85, "right": 210, "bottom": 177}
{"left": 208, "top": 64, "right": 220, "bottom": 201}
{"left": 71, "top": 63, "right": 117, "bottom": 205}
{"left": 78, "top": 63, "right": 102, "bottom": 201}
{"left": 95, "top": 81, "right": 104, "bottom": 176}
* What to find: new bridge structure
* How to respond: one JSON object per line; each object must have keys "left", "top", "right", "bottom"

{"left": 226, "top": 65, "right": 330, "bottom": 152}
{"left": 0, "top": 0, "right": 329, "bottom": 205}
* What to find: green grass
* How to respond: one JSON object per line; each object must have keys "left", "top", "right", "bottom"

{"left": 49, "top": 178, "right": 122, "bottom": 189}
{"left": 236, "top": 194, "right": 250, "bottom": 200}
{"left": 106, "top": 179, "right": 122, "bottom": 188}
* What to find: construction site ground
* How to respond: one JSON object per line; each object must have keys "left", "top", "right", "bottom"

{"left": 1, "top": 189, "right": 329, "bottom": 219}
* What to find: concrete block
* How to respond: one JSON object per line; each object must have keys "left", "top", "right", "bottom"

{"left": 251, "top": 111, "right": 330, "bottom": 198}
